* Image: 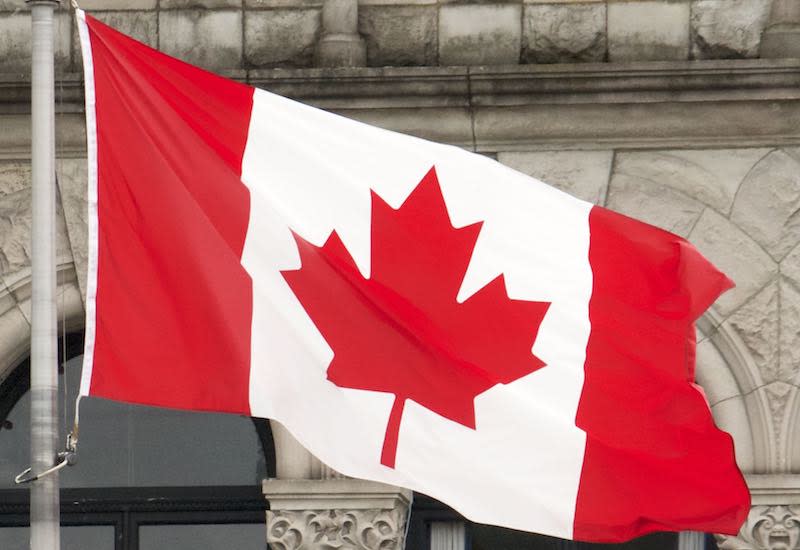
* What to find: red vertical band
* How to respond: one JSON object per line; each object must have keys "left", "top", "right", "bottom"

{"left": 86, "top": 16, "right": 254, "bottom": 414}
{"left": 574, "top": 206, "right": 749, "bottom": 541}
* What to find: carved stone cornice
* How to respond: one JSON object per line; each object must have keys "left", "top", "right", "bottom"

{"left": 267, "top": 508, "right": 407, "bottom": 550}
{"left": 263, "top": 478, "right": 411, "bottom": 550}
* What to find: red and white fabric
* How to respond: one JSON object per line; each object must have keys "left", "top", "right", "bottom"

{"left": 76, "top": 10, "right": 749, "bottom": 542}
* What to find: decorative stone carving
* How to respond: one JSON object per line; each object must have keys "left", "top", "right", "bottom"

{"left": 56, "top": 159, "right": 89, "bottom": 301}
{"left": 497, "top": 150, "right": 612, "bottom": 205}
{"left": 522, "top": 3, "right": 606, "bottom": 64}
{"left": 688, "top": 209, "right": 777, "bottom": 316}
{"left": 691, "top": 0, "right": 771, "bottom": 59}
{"left": 606, "top": 172, "right": 704, "bottom": 237}
{"left": 358, "top": 5, "right": 437, "bottom": 67}
{"left": 730, "top": 150, "right": 800, "bottom": 261}
{"left": 264, "top": 478, "right": 411, "bottom": 550}
{"left": 763, "top": 381, "right": 796, "bottom": 471}
{"left": 717, "top": 505, "right": 800, "bottom": 550}
{"left": 779, "top": 278, "right": 800, "bottom": 383}
{"left": 783, "top": 245, "right": 800, "bottom": 287}
{"left": 728, "top": 283, "right": 779, "bottom": 384}
{"left": 611, "top": 149, "right": 769, "bottom": 216}
{"left": 0, "top": 163, "right": 72, "bottom": 286}
{"left": 268, "top": 508, "right": 406, "bottom": 550}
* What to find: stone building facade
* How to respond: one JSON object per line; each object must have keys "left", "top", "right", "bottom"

{"left": 0, "top": 0, "right": 799, "bottom": 549}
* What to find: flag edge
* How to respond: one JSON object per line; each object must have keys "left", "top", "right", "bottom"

{"left": 75, "top": 8, "right": 99, "bottom": 398}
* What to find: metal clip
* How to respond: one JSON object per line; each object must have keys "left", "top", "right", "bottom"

{"left": 14, "top": 434, "right": 78, "bottom": 485}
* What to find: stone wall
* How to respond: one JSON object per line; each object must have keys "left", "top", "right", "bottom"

{"left": 0, "top": 0, "right": 778, "bottom": 73}
{"left": 2, "top": 141, "right": 800, "bottom": 472}
{"left": 1, "top": 0, "right": 800, "bottom": 547}
{"left": 502, "top": 146, "right": 800, "bottom": 476}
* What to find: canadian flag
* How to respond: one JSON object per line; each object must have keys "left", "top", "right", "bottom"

{"left": 76, "top": 10, "right": 749, "bottom": 542}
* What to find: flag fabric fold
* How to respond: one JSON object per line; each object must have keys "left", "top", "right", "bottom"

{"left": 76, "top": 9, "right": 749, "bottom": 542}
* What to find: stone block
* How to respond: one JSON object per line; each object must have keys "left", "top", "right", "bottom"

{"left": 162, "top": 0, "right": 240, "bottom": 8}
{"left": 690, "top": 0, "right": 771, "bottom": 59}
{"left": 0, "top": 12, "right": 71, "bottom": 73}
{"left": 0, "top": 0, "right": 26, "bottom": 11}
{"left": 780, "top": 278, "right": 800, "bottom": 384}
{"left": 606, "top": 171, "right": 704, "bottom": 238}
{"left": 0, "top": 307, "right": 30, "bottom": 383}
{"left": 782, "top": 243, "right": 800, "bottom": 287}
{"left": 57, "top": 159, "right": 89, "bottom": 301}
{"left": 613, "top": 149, "right": 770, "bottom": 216}
{"left": 710, "top": 395, "right": 754, "bottom": 471}
{"left": 695, "top": 338, "right": 742, "bottom": 406}
{"left": 607, "top": 0, "right": 690, "bottom": 61}
{"left": 0, "top": 185, "right": 30, "bottom": 277}
{"left": 72, "top": 11, "right": 157, "bottom": 63}
{"left": 359, "top": 0, "right": 435, "bottom": 5}
{"left": 761, "top": 25, "right": 800, "bottom": 59}
{"left": 689, "top": 209, "right": 776, "bottom": 316}
{"left": 0, "top": 162, "right": 29, "bottom": 198}
{"left": 321, "top": 0, "right": 356, "bottom": 34}
{"left": 728, "top": 282, "right": 779, "bottom": 384}
{"left": 359, "top": 5, "right": 437, "bottom": 66}
{"left": 439, "top": 4, "right": 521, "bottom": 66}
{"left": 731, "top": 150, "right": 800, "bottom": 261}
{"left": 497, "top": 150, "right": 612, "bottom": 204}
{"left": 245, "top": 9, "right": 321, "bottom": 68}
{"left": 522, "top": 3, "right": 606, "bottom": 63}
{"left": 159, "top": 10, "right": 243, "bottom": 71}
{"left": 13, "top": 277, "right": 82, "bottom": 329}
{"left": 0, "top": 187, "right": 71, "bottom": 282}
{"left": 246, "top": 0, "right": 322, "bottom": 7}
{"left": 80, "top": 0, "right": 157, "bottom": 9}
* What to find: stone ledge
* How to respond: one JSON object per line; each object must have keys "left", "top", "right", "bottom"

{"left": 1, "top": 59, "right": 799, "bottom": 153}
{"left": 746, "top": 474, "right": 800, "bottom": 506}
{"left": 262, "top": 478, "right": 411, "bottom": 511}
{"left": 3, "top": 59, "right": 799, "bottom": 110}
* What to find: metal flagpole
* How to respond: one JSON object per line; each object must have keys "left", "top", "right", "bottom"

{"left": 28, "top": 0, "right": 61, "bottom": 548}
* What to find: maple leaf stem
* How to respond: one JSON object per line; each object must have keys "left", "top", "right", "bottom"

{"left": 380, "top": 396, "right": 406, "bottom": 469}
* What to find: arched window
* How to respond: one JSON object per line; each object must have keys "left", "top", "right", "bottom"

{"left": 0, "top": 332, "right": 273, "bottom": 550}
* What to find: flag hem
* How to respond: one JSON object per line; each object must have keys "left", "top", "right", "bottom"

{"left": 76, "top": 8, "right": 99, "bottom": 397}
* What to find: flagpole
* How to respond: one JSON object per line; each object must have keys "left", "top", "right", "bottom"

{"left": 28, "top": 0, "right": 61, "bottom": 549}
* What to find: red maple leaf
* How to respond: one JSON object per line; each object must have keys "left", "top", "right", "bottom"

{"left": 282, "top": 167, "right": 550, "bottom": 468}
